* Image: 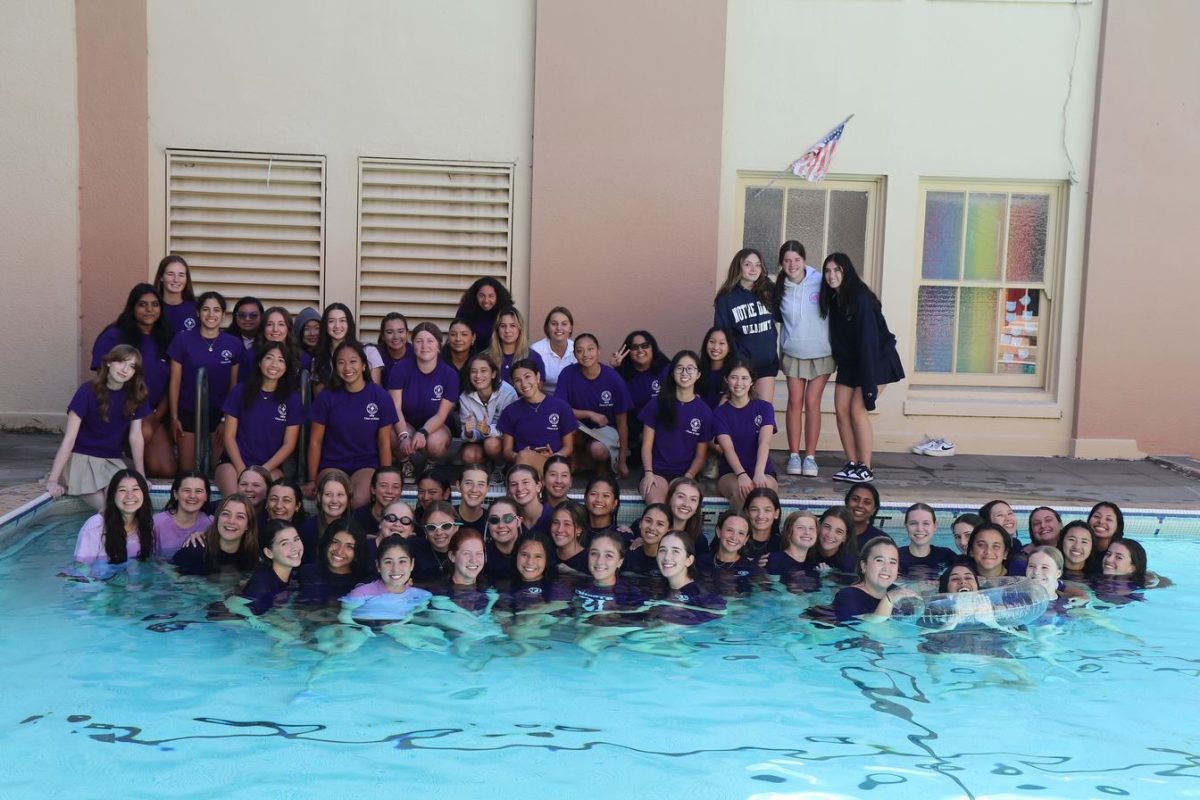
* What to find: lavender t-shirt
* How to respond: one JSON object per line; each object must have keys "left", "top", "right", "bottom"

{"left": 639, "top": 396, "right": 713, "bottom": 476}
{"left": 91, "top": 326, "right": 171, "bottom": 407}
{"left": 497, "top": 396, "right": 580, "bottom": 452}
{"left": 167, "top": 329, "right": 242, "bottom": 414}
{"left": 386, "top": 359, "right": 461, "bottom": 425}
{"left": 68, "top": 383, "right": 152, "bottom": 459}
{"left": 152, "top": 510, "right": 212, "bottom": 558}
{"left": 309, "top": 383, "right": 399, "bottom": 472}
{"left": 554, "top": 364, "right": 631, "bottom": 428}
{"left": 222, "top": 383, "right": 305, "bottom": 467}
{"left": 712, "top": 399, "right": 777, "bottom": 477}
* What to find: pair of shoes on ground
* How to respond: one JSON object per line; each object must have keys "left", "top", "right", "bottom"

{"left": 785, "top": 454, "right": 819, "bottom": 477}
{"left": 911, "top": 436, "right": 957, "bottom": 457}
{"left": 832, "top": 462, "right": 874, "bottom": 483}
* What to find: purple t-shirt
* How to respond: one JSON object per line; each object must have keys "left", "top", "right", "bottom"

{"left": 554, "top": 364, "right": 631, "bottom": 428}
{"left": 222, "top": 383, "right": 305, "bottom": 467}
{"left": 67, "top": 383, "right": 152, "bottom": 458}
{"left": 639, "top": 396, "right": 714, "bottom": 477}
{"left": 497, "top": 396, "right": 580, "bottom": 452}
{"left": 167, "top": 329, "right": 242, "bottom": 414}
{"left": 499, "top": 349, "right": 546, "bottom": 385}
{"left": 152, "top": 510, "right": 212, "bottom": 558}
{"left": 625, "top": 366, "right": 668, "bottom": 413}
{"left": 163, "top": 300, "right": 198, "bottom": 336}
{"left": 712, "top": 399, "right": 777, "bottom": 477}
{"left": 91, "top": 326, "right": 171, "bottom": 407}
{"left": 386, "top": 359, "right": 461, "bottom": 425}
{"left": 310, "top": 383, "right": 399, "bottom": 472}
{"left": 380, "top": 347, "right": 416, "bottom": 376}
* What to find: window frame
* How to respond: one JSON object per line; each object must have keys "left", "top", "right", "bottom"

{"left": 911, "top": 177, "right": 1068, "bottom": 389}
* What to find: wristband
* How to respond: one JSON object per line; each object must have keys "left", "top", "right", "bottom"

{"left": 737, "top": 471, "right": 748, "bottom": 478}
{"left": 397, "top": 431, "right": 411, "bottom": 440}
{"left": 416, "top": 428, "right": 428, "bottom": 437}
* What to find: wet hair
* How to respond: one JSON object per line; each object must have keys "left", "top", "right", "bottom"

{"left": 616, "top": 330, "right": 669, "bottom": 380}
{"left": 855, "top": 536, "right": 899, "bottom": 583}
{"left": 226, "top": 296, "right": 265, "bottom": 338}
{"left": 715, "top": 508, "right": 751, "bottom": 555}
{"left": 111, "top": 283, "right": 171, "bottom": 355}
{"left": 101, "top": 470, "right": 153, "bottom": 564}
{"left": 327, "top": 340, "right": 373, "bottom": 390}
{"left": 241, "top": 341, "right": 298, "bottom": 411}
{"left": 153, "top": 255, "right": 195, "bottom": 301}
{"left": 937, "top": 562, "right": 979, "bottom": 593}
{"left": 369, "top": 466, "right": 405, "bottom": 508}
{"left": 1088, "top": 501, "right": 1126, "bottom": 541}
{"left": 417, "top": 467, "right": 454, "bottom": 495}
{"left": 771, "top": 240, "right": 809, "bottom": 309}
{"left": 164, "top": 470, "right": 210, "bottom": 514}
{"left": 551, "top": 500, "right": 588, "bottom": 542}
{"left": 967, "top": 522, "right": 1013, "bottom": 572}
{"left": 819, "top": 252, "right": 879, "bottom": 321}
{"left": 315, "top": 469, "right": 352, "bottom": 526}
{"left": 781, "top": 510, "right": 819, "bottom": 549}
{"left": 448, "top": 525, "right": 486, "bottom": 555}
{"left": 655, "top": 350, "right": 702, "bottom": 429}
{"left": 259, "top": 519, "right": 298, "bottom": 557}
{"left": 506, "top": 463, "right": 542, "bottom": 489}
{"left": 542, "top": 306, "right": 574, "bottom": 337}
{"left": 423, "top": 499, "right": 459, "bottom": 524}
{"left": 237, "top": 466, "right": 272, "bottom": 505}
{"left": 588, "top": 528, "right": 627, "bottom": 558}
{"left": 818, "top": 506, "right": 859, "bottom": 562}
{"left": 376, "top": 534, "right": 417, "bottom": 566}
{"left": 659, "top": 531, "right": 697, "bottom": 580}
{"left": 903, "top": 502, "right": 937, "bottom": 524}
{"left": 514, "top": 531, "right": 553, "bottom": 576}
{"left": 1028, "top": 505, "right": 1062, "bottom": 530}
{"left": 583, "top": 474, "right": 622, "bottom": 525}
{"left": 1027, "top": 545, "right": 1065, "bottom": 572}
{"left": 201, "top": 493, "right": 260, "bottom": 572}
{"left": 92, "top": 344, "right": 148, "bottom": 423}
{"left": 952, "top": 512, "right": 984, "bottom": 531}
{"left": 844, "top": 482, "right": 880, "bottom": 514}
{"left": 319, "top": 518, "right": 370, "bottom": 580}
{"left": 485, "top": 496, "right": 522, "bottom": 533}
{"left": 1057, "top": 520, "right": 1098, "bottom": 573}
{"left": 541, "top": 455, "right": 572, "bottom": 501}
{"left": 979, "top": 499, "right": 1014, "bottom": 523}
{"left": 744, "top": 487, "right": 782, "bottom": 539}
{"left": 458, "top": 462, "right": 490, "bottom": 485}
{"left": 1108, "top": 538, "right": 1147, "bottom": 586}
{"left": 665, "top": 476, "right": 703, "bottom": 540}
{"left": 715, "top": 248, "right": 773, "bottom": 308}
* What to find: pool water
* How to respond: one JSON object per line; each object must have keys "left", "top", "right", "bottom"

{"left": 3, "top": 505, "right": 1200, "bottom": 800}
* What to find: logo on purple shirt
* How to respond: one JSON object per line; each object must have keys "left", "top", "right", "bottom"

{"left": 184, "top": 318, "right": 196, "bottom": 330}
{"left": 220, "top": 350, "right": 234, "bottom": 364}
{"left": 688, "top": 417, "right": 701, "bottom": 435}
{"left": 548, "top": 413, "right": 560, "bottom": 430}
{"left": 365, "top": 403, "right": 379, "bottom": 420}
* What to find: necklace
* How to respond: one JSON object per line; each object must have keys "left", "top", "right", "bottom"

{"left": 202, "top": 333, "right": 219, "bottom": 352}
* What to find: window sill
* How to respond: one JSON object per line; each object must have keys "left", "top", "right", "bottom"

{"left": 903, "top": 387, "right": 1062, "bottom": 419}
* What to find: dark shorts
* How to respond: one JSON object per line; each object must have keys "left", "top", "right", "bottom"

{"left": 751, "top": 359, "right": 781, "bottom": 381}
{"left": 178, "top": 410, "right": 224, "bottom": 435}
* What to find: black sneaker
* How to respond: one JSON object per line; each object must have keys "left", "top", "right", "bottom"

{"left": 832, "top": 462, "right": 859, "bottom": 482}
{"left": 849, "top": 465, "right": 875, "bottom": 484}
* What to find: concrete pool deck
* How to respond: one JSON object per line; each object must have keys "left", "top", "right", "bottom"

{"left": 1, "top": 430, "right": 1198, "bottom": 518}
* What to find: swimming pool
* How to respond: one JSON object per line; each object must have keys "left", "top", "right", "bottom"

{"left": 3, "top": 498, "right": 1199, "bottom": 800}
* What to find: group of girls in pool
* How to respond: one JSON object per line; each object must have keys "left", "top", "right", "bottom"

{"left": 69, "top": 458, "right": 1155, "bottom": 632}
{"left": 48, "top": 244, "right": 904, "bottom": 521}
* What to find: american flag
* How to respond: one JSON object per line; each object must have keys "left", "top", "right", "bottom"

{"left": 788, "top": 114, "right": 854, "bottom": 182}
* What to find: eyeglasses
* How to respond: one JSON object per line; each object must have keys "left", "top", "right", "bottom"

{"left": 674, "top": 365, "right": 698, "bottom": 375}
{"left": 488, "top": 513, "right": 519, "bottom": 525}
{"left": 382, "top": 514, "right": 413, "bottom": 525}
{"left": 629, "top": 342, "right": 651, "bottom": 351}
{"left": 236, "top": 311, "right": 261, "bottom": 320}
{"left": 424, "top": 521, "right": 460, "bottom": 534}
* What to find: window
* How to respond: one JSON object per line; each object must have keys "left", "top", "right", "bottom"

{"left": 166, "top": 151, "right": 325, "bottom": 312}
{"left": 735, "top": 173, "right": 885, "bottom": 286}
{"left": 356, "top": 158, "right": 514, "bottom": 336}
{"left": 913, "top": 180, "right": 1066, "bottom": 387}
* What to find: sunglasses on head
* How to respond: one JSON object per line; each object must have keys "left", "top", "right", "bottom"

{"left": 488, "top": 513, "right": 519, "bottom": 525}
{"left": 382, "top": 514, "right": 413, "bottom": 525}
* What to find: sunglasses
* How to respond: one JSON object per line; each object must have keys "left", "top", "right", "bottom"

{"left": 488, "top": 513, "right": 519, "bottom": 525}
{"left": 629, "top": 342, "right": 651, "bottom": 351}
{"left": 424, "top": 521, "right": 460, "bottom": 534}
{"left": 382, "top": 514, "right": 414, "bottom": 525}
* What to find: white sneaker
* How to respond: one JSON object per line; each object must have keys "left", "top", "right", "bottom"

{"left": 921, "top": 440, "right": 957, "bottom": 457}
{"left": 911, "top": 436, "right": 940, "bottom": 455}
{"left": 786, "top": 453, "right": 804, "bottom": 475}
{"left": 801, "top": 455, "right": 819, "bottom": 477}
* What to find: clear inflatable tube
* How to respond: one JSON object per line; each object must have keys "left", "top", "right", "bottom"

{"left": 889, "top": 577, "right": 1053, "bottom": 630}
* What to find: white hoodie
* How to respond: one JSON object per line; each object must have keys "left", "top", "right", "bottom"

{"left": 778, "top": 265, "right": 831, "bottom": 359}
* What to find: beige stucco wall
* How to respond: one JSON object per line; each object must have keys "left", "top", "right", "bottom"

{"left": 145, "top": 0, "right": 535, "bottom": 311}
{"left": 720, "top": 0, "right": 1102, "bottom": 456}
{"left": 1074, "top": 0, "right": 1200, "bottom": 458}
{"left": 0, "top": 0, "right": 80, "bottom": 428}
{"left": 528, "top": 0, "right": 728, "bottom": 355}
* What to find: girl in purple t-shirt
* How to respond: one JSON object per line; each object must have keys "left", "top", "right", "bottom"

{"left": 388, "top": 322, "right": 458, "bottom": 465}
{"left": 713, "top": 361, "right": 779, "bottom": 510}
{"left": 488, "top": 307, "right": 546, "bottom": 385}
{"left": 555, "top": 334, "right": 632, "bottom": 478}
{"left": 153, "top": 254, "right": 198, "bottom": 336}
{"left": 46, "top": 344, "right": 149, "bottom": 510}
{"left": 639, "top": 350, "right": 712, "bottom": 505}
{"left": 307, "top": 341, "right": 398, "bottom": 509}
{"left": 72, "top": 470, "right": 155, "bottom": 572}
{"left": 498, "top": 360, "right": 578, "bottom": 475}
{"left": 168, "top": 291, "right": 242, "bottom": 472}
